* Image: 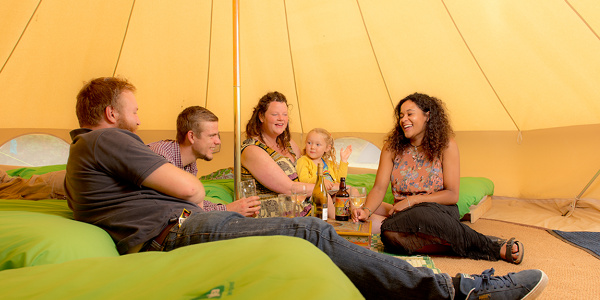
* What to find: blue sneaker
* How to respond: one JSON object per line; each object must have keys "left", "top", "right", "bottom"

{"left": 458, "top": 268, "right": 548, "bottom": 299}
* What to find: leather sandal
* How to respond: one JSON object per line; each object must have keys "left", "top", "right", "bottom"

{"left": 502, "top": 237, "right": 524, "bottom": 264}
{"left": 488, "top": 235, "right": 507, "bottom": 245}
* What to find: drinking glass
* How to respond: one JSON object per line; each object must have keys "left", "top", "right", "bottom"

{"left": 238, "top": 179, "right": 257, "bottom": 199}
{"left": 291, "top": 183, "right": 308, "bottom": 216}
{"left": 350, "top": 186, "right": 367, "bottom": 210}
{"left": 278, "top": 194, "right": 296, "bottom": 218}
{"left": 291, "top": 183, "right": 308, "bottom": 204}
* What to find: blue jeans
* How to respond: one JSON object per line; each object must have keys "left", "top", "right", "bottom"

{"left": 163, "top": 211, "right": 454, "bottom": 299}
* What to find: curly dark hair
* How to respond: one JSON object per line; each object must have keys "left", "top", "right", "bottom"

{"left": 385, "top": 92, "right": 454, "bottom": 161}
{"left": 245, "top": 91, "right": 291, "bottom": 151}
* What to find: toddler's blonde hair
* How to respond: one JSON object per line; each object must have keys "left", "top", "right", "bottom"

{"left": 303, "top": 128, "right": 337, "bottom": 167}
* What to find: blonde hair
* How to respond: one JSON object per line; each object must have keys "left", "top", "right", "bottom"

{"left": 303, "top": 128, "right": 337, "bottom": 167}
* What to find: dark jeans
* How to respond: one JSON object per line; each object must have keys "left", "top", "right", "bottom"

{"left": 163, "top": 211, "right": 454, "bottom": 299}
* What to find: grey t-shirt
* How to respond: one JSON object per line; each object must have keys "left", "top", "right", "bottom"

{"left": 65, "top": 128, "right": 202, "bottom": 254}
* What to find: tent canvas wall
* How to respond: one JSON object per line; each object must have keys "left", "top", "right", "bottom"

{"left": 1, "top": 0, "right": 599, "bottom": 200}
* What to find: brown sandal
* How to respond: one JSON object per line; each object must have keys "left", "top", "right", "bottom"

{"left": 502, "top": 237, "right": 524, "bottom": 264}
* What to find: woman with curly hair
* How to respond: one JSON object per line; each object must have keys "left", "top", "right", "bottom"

{"left": 241, "top": 91, "right": 304, "bottom": 195}
{"left": 352, "top": 92, "right": 524, "bottom": 264}
{"left": 241, "top": 91, "right": 333, "bottom": 218}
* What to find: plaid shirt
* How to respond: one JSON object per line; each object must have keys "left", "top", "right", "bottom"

{"left": 148, "top": 140, "right": 226, "bottom": 212}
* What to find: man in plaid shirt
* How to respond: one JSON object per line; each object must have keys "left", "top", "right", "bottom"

{"left": 148, "top": 106, "right": 259, "bottom": 217}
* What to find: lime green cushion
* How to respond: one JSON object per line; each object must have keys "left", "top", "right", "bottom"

{"left": 346, "top": 173, "right": 394, "bottom": 204}
{"left": 201, "top": 179, "right": 235, "bottom": 205}
{"left": 5, "top": 164, "right": 66, "bottom": 179}
{"left": 0, "top": 236, "right": 363, "bottom": 299}
{"left": 0, "top": 199, "right": 73, "bottom": 218}
{"left": 457, "top": 177, "right": 494, "bottom": 217}
{"left": 0, "top": 210, "right": 119, "bottom": 270}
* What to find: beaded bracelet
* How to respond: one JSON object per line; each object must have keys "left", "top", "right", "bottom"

{"left": 363, "top": 207, "right": 372, "bottom": 217}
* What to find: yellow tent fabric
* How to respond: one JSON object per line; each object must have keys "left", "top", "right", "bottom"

{"left": 1, "top": 0, "right": 599, "bottom": 200}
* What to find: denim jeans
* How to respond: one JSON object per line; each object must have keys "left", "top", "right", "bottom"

{"left": 163, "top": 211, "right": 454, "bottom": 299}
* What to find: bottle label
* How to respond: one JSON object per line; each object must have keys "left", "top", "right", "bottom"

{"left": 322, "top": 207, "right": 328, "bottom": 221}
{"left": 334, "top": 197, "right": 350, "bottom": 217}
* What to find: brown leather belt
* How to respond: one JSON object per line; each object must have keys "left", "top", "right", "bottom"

{"left": 142, "top": 222, "right": 178, "bottom": 252}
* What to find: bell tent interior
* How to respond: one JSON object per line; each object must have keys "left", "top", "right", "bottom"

{"left": 1, "top": 1, "right": 599, "bottom": 299}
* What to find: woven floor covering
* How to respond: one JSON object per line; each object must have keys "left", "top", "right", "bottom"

{"left": 369, "top": 219, "right": 600, "bottom": 299}
{"left": 432, "top": 219, "right": 600, "bottom": 299}
{"left": 370, "top": 234, "right": 441, "bottom": 274}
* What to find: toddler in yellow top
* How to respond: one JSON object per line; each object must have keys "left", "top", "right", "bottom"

{"left": 296, "top": 128, "right": 352, "bottom": 190}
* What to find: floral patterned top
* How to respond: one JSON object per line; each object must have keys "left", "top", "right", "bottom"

{"left": 390, "top": 146, "right": 443, "bottom": 204}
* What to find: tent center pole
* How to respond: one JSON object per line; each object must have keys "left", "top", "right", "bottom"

{"left": 233, "top": 0, "right": 242, "bottom": 199}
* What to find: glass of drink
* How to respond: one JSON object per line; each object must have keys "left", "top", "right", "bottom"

{"left": 291, "top": 183, "right": 308, "bottom": 217}
{"left": 350, "top": 186, "right": 367, "bottom": 211}
{"left": 278, "top": 194, "right": 296, "bottom": 218}
{"left": 291, "top": 183, "right": 308, "bottom": 203}
{"left": 238, "top": 179, "right": 257, "bottom": 199}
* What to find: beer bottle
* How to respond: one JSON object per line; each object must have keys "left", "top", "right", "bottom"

{"left": 334, "top": 177, "right": 350, "bottom": 221}
{"left": 311, "top": 163, "right": 328, "bottom": 220}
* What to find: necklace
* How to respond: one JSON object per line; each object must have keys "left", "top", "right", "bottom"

{"left": 262, "top": 137, "right": 291, "bottom": 159}
{"left": 411, "top": 144, "right": 423, "bottom": 169}
{"left": 261, "top": 135, "right": 279, "bottom": 150}
{"left": 411, "top": 145, "right": 419, "bottom": 159}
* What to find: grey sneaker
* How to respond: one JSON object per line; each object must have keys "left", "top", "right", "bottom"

{"left": 458, "top": 268, "right": 548, "bottom": 299}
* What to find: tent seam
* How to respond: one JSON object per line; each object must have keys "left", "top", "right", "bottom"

{"left": 356, "top": 0, "right": 394, "bottom": 110}
{"left": 112, "top": 0, "right": 136, "bottom": 77}
{"left": 564, "top": 0, "right": 600, "bottom": 42}
{"left": 0, "top": 0, "right": 43, "bottom": 76}
{"left": 283, "top": 0, "right": 303, "bottom": 135}
{"left": 204, "top": 0, "right": 214, "bottom": 108}
{"left": 440, "top": 0, "right": 522, "bottom": 135}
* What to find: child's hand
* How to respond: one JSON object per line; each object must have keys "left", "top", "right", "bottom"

{"left": 340, "top": 145, "right": 353, "bottom": 162}
{"left": 324, "top": 179, "right": 335, "bottom": 190}
{"left": 330, "top": 182, "right": 340, "bottom": 191}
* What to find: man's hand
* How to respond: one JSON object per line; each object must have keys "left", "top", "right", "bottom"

{"left": 226, "top": 196, "right": 261, "bottom": 217}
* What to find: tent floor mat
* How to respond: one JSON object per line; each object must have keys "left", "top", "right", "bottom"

{"left": 477, "top": 196, "right": 600, "bottom": 232}
{"left": 547, "top": 230, "right": 600, "bottom": 260}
